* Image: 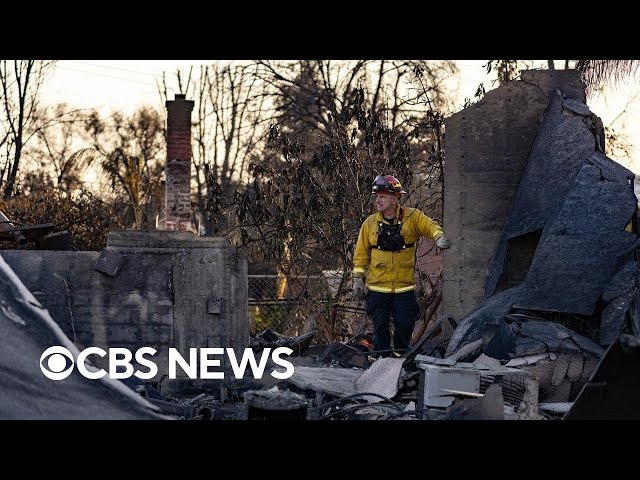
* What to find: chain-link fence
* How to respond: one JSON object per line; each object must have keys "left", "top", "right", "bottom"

{"left": 248, "top": 272, "right": 370, "bottom": 342}
{"left": 248, "top": 240, "right": 444, "bottom": 342}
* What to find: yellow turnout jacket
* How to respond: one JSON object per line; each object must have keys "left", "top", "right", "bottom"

{"left": 353, "top": 206, "right": 444, "bottom": 293}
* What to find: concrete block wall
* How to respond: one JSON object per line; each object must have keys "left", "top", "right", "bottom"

{"left": 2, "top": 231, "right": 248, "bottom": 391}
{"left": 443, "top": 70, "right": 586, "bottom": 321}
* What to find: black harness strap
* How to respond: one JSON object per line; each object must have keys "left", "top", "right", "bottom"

{"left": 373, "top": 207, "right": 414, "bottom": 251}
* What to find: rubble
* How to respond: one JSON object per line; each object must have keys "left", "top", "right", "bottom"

{"left": 565, "top": 334, "right": 640, "bottom": 420}
{"left": 403, "top": 315, "right": 456, "bottom": 363}
{"left": 437, "top": 384, "right": 505, "bottom": 420}
{"left": 415, "top": 354, "right": 536, "bottom": 418}
{"left": 251, "top": 328, "right": 317, "bottom": 356}
{"left": 4, "top": 71, "right": 640, "bottom": 421}
{"left": 444, "top": 88, "right": 638, "bottom": 408}
{"left": 243, "top": 386, "right": 308, "bottom": 420}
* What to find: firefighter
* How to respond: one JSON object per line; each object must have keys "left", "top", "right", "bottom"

{"left": 352, "top": 175, "right": 450, "bottom": 357}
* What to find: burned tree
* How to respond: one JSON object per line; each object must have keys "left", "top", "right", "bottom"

{"left": 0, "top": 60, "right": 55, "bottom": 198}
{"left": 230, "top": 61, "right": 456, "bottom": 339}
{"left": 79, "top": 106, "right": 165, "bottom": 229}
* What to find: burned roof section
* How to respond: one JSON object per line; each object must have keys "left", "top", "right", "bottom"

{"left": 0, "top": 256, "right": 166, "bottom": 419}
{"left": 447, "top": 87, "right": 639, "bottom": 366}
{"left": 485, "top": 90, "right": 635, "bottom": 304}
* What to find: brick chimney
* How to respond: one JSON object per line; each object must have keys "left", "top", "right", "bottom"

{"left": 161, "top": 94, "right": 195, "bottom": 232}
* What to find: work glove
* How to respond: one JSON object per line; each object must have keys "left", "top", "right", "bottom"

{"left": 353, "top": 277, "right": 366, "bottom": 300}
{"left": 435, "top": 235, "right": 451, "bottom": 249}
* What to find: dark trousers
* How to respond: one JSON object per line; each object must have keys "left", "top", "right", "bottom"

{"left": 366, "top": 290, "right": 420, "bottom": 355}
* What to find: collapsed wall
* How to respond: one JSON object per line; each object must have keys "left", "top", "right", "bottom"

{"left": 443, "top": 70, "right": 586, "bottom": 320}
{"left": 441, "top": 72, "right": 640, "bottom": 403}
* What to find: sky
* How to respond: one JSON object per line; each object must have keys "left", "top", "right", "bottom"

{"left": 41, "top": 60, "right": 206, "bottom": 113}
{"left": 43, "top": 60, "right": 490, "bottom": 114}
{"left": 40, "top": 60, "right": 640, "bottom": 172}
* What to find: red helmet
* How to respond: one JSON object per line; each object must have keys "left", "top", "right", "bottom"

{"left": 371, "top": 175, "right": 407, "bottom": 194}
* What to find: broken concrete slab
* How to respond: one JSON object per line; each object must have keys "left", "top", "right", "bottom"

{"left": 588, "top": 150, "right": 634, "bottom": 184}
{"left": 513, "top": 338, "right": 548, "bottom": 357}
{"left": 353, "top": 357, "right": 404, "bottom": 403}
{"left": 452, "top": 312, "right": 605, "bottom": 363}
{"left": 472, "top": 354, "right": 501, "bottom": 369}
{"left": 562, "top": 98, "right": 591, "bottom": 117}
{"left": 474, "top": 89, "right": 638, "bottom": 326}
{"left": 505, "top": 357, "right": 527, "bottom": 367}
{"left": 599, "top": 257, "right": 640, "bottom": 345}
{"left": 287, "top": 366, "right": 361, "bottom": 397}
{"left": 447, "top": 339, "right": 483, "bottom": 362}
{"left": 505, "top": 353, "right": 549, "bottom": 367}
{"left": 415, "top": 355, "right": 456, "bottom": 366}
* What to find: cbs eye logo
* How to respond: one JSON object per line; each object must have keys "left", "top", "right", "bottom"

{"left": 40, "top": 346, "right": 75, "bottom": 380}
